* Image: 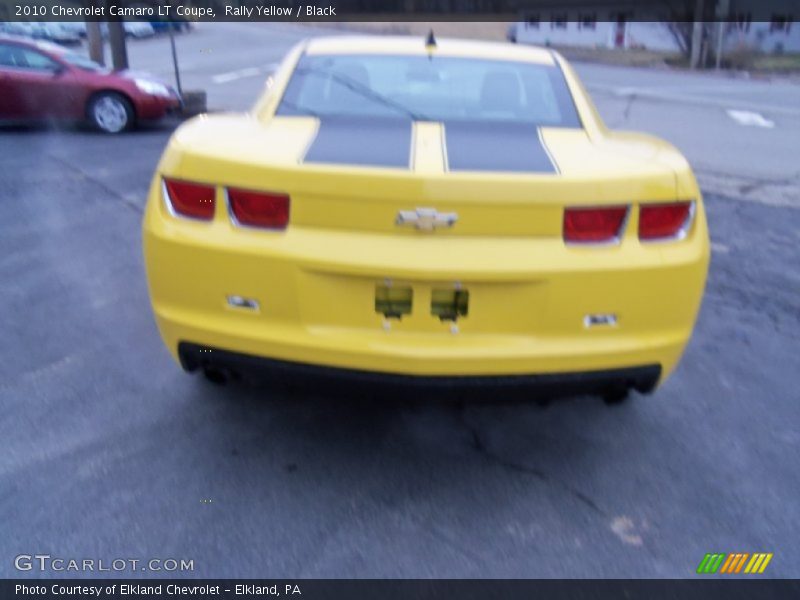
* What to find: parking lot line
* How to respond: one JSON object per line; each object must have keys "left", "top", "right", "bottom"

{"left": 212, "top": 67, "right": 263, "bottom": 84}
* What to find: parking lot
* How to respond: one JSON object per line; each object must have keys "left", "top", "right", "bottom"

{"left": 1, "top": 23, "right": 799, "bottom": 578}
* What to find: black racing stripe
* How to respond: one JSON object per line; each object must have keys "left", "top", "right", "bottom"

{"left": 444, "top": 121, "right": 557, "bottom": 173}
{"left": 303, "top": 116, "right": 412, "bottom": 169}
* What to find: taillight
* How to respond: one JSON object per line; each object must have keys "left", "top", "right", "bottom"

{"left": 163, "top": 178, "right": 215, "bottom": 220}
{"left": 639, "top": 202, "right": 693, "bottom": 241}
{"left": 227, "top": 188, "right": 290, "bottom": 230}
{"left": 564, "top": 206, "right": 628, "bottom": 243}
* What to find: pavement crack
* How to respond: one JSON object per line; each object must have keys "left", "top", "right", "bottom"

{"left": 622, "top": 92, "right": 636, "bottom": 120}
{"left": 46, "top": 152, "right": 144, "bottom": 214}
{"left": 456, "top": 407, "right": 606, "bottom": 517}
{"left": 455, "top": 408, "right": 666, "bottom": 555}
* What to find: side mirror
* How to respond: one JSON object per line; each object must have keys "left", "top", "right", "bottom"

{"left": 50, "top": 64, "right": 67, "bottom": 77}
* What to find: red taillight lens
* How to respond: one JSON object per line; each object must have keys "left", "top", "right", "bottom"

{"left": 564, "top": 206, "right": 628, "bottom": 243}
{"left": 639, "top": 202, "right": 693, "bottom": 240}
{"left": 163, "top": 178, "right": 215, "bottom": 220}
{"left": 227, "top": 188, "right": 290, "bottom": 230}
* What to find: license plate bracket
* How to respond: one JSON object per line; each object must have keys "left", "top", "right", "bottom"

{"left": 431, "top": 289, "right": 469, "bottom": 322}
{"left": 375, "top": 285, "right": 412, "bottom": 320}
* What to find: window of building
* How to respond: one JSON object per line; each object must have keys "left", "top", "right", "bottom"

{"left": 579, "top": 14, "right": 597, "bottom": 30}
{"left": 551, "top": 14, "right": 567, "bottom": 29}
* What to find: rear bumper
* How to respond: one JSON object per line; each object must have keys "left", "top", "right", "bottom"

{"left": 178, "top": 341, "right": 661, "bottom": 397}
{"left": 143, "top": 179, "right": 709, "bottom": 383}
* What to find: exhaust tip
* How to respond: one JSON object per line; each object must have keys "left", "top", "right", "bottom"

{"left": 203, "top": 367, "right": 229, "bottom": 386}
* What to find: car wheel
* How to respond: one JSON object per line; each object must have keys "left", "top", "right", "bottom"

{"left": 88, "top": 92, "right": 133, "bottom": 134}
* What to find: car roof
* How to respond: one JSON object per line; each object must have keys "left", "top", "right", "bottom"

{"left": 0, "top": 34, "right": 36, "bottom": 46}
{"left": 0, "top": 34, "right": 68, "bottom": 54}
{"left": 304, "top": 35, "right": 555, "bottom": 65}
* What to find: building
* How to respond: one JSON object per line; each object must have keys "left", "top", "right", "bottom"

{"left": 510, "top": 2, "right": 798, "bottom": 54}
{"left": 512, "top": 19, "right": 681, "bottom": 52}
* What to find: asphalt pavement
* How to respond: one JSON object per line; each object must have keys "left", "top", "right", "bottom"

{"left": 1, "top": 23, "right": 799, "bottom": 578}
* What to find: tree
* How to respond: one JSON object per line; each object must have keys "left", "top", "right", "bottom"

{"left": 663, "top": 0, "right": 715, "bottom": 68}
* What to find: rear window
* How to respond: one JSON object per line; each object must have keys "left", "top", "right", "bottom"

{"left": 277, "top": 54, "right": 581, "bottom": 127}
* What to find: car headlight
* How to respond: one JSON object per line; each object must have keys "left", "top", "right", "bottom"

{"left": 134, "top": 79, "right": 171, "bottom": 98}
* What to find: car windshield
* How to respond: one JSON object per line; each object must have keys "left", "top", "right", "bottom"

{"left": 277, "top": 54, "right": 581, "bottom": 127}
{"left": 60, "top": 52, "right": 107, "bottom": 72}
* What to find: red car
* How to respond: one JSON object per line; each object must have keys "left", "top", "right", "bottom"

{"left": 0, "top": 35, "right": 181, "bottom": 133}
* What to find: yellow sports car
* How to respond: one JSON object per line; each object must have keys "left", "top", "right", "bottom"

{"left": 143, "top": 35, "right": 709, "bottom": 401}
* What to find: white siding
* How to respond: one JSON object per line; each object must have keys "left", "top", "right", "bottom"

{"left": 514, "top": 21, "right": 681, "bottom": 52}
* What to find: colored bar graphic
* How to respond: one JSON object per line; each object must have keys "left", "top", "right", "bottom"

{"left": 697, "top": 554, "right": 712, "bottom": 574}
{"left": 729, "top": 554, "right": 743, "bottom": 573}
{"left": 734, "top": 553, "right": 749, "bottom": 573}
{"left": 758, "top": 553, "right": 773, "bottom": 573}
{"left": 720, "top": 554, "right": 736, "bottom": 574}
{"left": 745, "top": 554, "right": 760, "bottom": 573}
{"left": 697, "top": 553, "right": 726, "bottom": 574}
{"left": 749, "top": 553, "right": 774, "bottom": 574}
{"left": 703, "top": 552, "right": 775, "bottom": 575}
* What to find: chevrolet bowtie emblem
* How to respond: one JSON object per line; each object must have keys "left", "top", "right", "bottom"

{"left": 395, "top": 208, "right": 458, "bottom": 232}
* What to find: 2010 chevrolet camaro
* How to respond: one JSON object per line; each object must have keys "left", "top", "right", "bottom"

{"left": 142, "top": 35, "right": 709, "bottom": 401}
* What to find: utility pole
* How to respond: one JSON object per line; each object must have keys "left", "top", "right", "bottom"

{"left": 690, "top": 0, "right": 705, "bottom": 69}
{"left": 168, "top": 27, "right": 183, "bottom": 97}
{"left": 85, "top": 20, "right": 104, "bottom": 65}
{"left": 82, "top": 0, "right": 104, "bottom": 65}
{"left": 107, "top": 20, "right": 129, "bottom": 70}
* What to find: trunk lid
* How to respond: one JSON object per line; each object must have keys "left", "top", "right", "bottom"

{"left": 168, "top": 115, "right": 679, "bottom": 238}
